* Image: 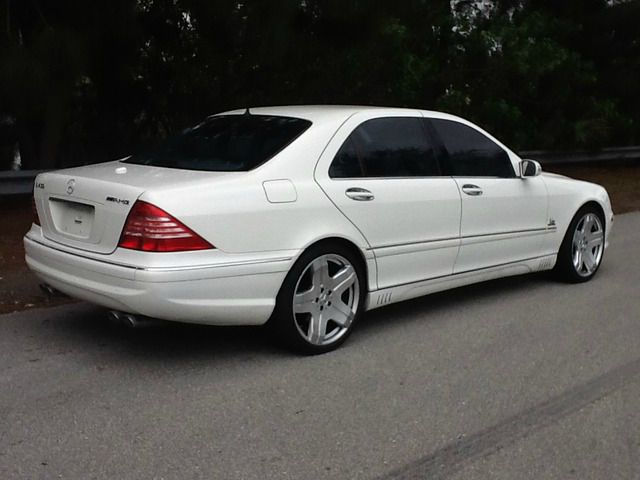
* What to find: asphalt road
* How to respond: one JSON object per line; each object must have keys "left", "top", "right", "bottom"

{"left": 1, "top": 212, "right": 639, "bottom": 480}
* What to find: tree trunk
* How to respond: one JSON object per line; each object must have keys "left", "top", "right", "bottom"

{"left": 39, "top": 95, "right": 66, "bottom": 170}
{"left": 16, "top": 119, "right": 38, "bottom": 171}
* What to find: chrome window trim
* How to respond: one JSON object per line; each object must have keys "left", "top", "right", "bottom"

{"left": 328, "top": 175, "right": 522, "bottom": 181}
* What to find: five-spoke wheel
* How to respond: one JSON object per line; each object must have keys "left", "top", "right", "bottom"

{"left": 292, "top": 254, "right": 359, "bottom": 346}
{"left": 571, "top": 213, "right": 604, "bottom": 277}
{"left": 271, "top": 244, "right": 364, "bottom": 354}
{"left": 556, "top": 206, "right": 605, "bottom": 283}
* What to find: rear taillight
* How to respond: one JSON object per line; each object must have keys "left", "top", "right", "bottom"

{"left": 118, "top": 201, "right": 214, "bottom": 252}
{"left": 32, "top": 196, "right": 40, "bottom": 226}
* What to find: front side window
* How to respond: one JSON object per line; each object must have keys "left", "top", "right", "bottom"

{"left": 428, "top": 119, "right": 515, "bottom": 178}
{"left": 329, "top": 117, "right": 440, "bottom": 178}
{"left": 125, "top": 114, "right": 311, "bottom": 172}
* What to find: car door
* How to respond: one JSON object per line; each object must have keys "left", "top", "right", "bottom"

{"left": 314, "top": 111, "right": 461, "bottom": 290}
{"left": 425, "top": 117, "right": 549, "bottom": 274}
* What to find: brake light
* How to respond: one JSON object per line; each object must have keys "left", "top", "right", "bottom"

{"left": 118, "top": 201, "right": 214, "bottom": 252}
{"left": 32, "top": 196, "right": 40, "bottom": 226}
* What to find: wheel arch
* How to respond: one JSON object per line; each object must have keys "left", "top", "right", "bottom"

{"left": 306, "top": 237, "right": 369, "bottom": 288}
{"left": 559, "top": 199, "right": 607, "bottom": 245}
{"left": 286, "top": 236, "right": 373, "bottom": 294}
{"left": 577, "top": 200, "right": 606, "bottom": 227}
{"left": 564, "top": 199, "right": 608, "bottom": 240}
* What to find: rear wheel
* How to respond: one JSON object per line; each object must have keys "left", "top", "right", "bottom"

{"left": 271, "top": 244, "right": 365, "bottom": 354}
{"left": 555, "top": 206, "right": 605, "bottom": 283}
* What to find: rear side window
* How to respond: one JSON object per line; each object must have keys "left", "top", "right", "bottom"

{"left": 125, "top": 115, "right": 311, "bottom": 172}
{"left": 329, "top": 117, "right": 440, "bottom": 178}
{"left": 428, "top": 119, "right": 514, "bottom": 178}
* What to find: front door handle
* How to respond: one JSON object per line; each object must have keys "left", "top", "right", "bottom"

{"left": 345, "top": 187, "right": 375, "bottom": 201}
{"left": 461, "top": 184, "right": 483, "bottom": 196}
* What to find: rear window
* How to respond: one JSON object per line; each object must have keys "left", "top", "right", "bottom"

{"left": 125, "top": 114, "right": 311, "bottom": 172}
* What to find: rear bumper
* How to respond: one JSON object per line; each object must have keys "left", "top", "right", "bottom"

{"left": 24, "top": 234, "right": 293, "bottom": 326}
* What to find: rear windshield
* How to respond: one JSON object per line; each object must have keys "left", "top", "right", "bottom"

{"left": 125, "top": 114, "right": 311, "bottom": 172}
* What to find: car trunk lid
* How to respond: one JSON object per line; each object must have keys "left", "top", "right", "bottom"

{"left": 33, "top": 161, "right": 234, "bottom": 254}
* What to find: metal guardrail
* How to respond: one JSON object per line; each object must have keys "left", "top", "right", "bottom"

{"left": 520, "top": 146, "right": 640, "bottom": 165}
{"left": 1, "top": 146, "right": 639, "bottom": 195}
{"left": 0, "top": 170, "right": 45, "bottom": 195}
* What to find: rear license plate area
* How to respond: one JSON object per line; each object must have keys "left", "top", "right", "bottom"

{"left": 49, "top": 198, "right": 95, "bottom": 239}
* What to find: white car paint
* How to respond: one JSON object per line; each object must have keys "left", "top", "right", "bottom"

{"left": 452, "top": 176, "right": 549, "bottom": 273}
{"left": 24, "top": 106, "right": 613, "bottom": 326}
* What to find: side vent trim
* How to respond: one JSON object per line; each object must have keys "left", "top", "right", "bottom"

{"left": 377, "top": 292, "right": 393, "bottom": 306}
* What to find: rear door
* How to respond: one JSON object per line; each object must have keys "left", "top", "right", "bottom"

{"left": 314, "top": 111, "right": 462, "bottom": 290}
{"left": 425, "top": 117, "right": 548, "bottom": 273}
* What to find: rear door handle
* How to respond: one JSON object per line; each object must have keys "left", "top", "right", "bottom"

{"left": 345, "top": 187, "right": 375, "bottom": 201}
{"left": 461, "top": 184, "right": 483, "bottom": 196}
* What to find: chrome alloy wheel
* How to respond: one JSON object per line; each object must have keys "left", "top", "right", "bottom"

{"left": 292, "top": 254, "right": 360, "bottom": 346}
{"left": 572, "top": 213, "right": 604, "bottom": 277}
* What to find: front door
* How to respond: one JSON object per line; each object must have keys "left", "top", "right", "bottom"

{"left": 426, "top": 117, "right": 549, "bottom": 273}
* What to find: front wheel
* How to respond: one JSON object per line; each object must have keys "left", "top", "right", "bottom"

{"left": 555, "top": 206, "right": 605, "bottom": 283}
{"left": 270, "top": 244, "right": 365, "bottom": 354}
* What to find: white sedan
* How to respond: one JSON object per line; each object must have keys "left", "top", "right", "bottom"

{"left": 25, "top": 106, "right": 613, "bottom": 353}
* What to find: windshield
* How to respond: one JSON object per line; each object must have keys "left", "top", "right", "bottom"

{"left": 125, "top": 114, "right": 311, "bottom": 172}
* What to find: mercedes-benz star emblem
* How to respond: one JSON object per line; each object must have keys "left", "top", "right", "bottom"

{"left": 66, "top": 179, "right": 76, "bottom": 195}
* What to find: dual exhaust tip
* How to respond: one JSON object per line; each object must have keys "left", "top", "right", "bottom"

{"left": 39, "top": 283, "right": 154, "bottom": 328}
{"left": 107, "top": 310, "right": 156, "bottom": 328}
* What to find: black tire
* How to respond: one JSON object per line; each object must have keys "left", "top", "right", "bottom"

{"left": 270, "top": 242, "right": 366, "bottom": 354}
{"left": 554, "top": 205, "right": 605, "bottom": 283}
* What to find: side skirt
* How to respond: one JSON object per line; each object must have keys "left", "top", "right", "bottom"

{"left": 365, "top": 254, "right": 557, "bottom": 311}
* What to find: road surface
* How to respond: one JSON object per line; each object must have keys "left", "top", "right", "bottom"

{"left": 1, "top": 213, "right": 639, "bottom": 479}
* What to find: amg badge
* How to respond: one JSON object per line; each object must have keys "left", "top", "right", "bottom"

{"left": 106, "top": 196, "right": 130, "bottom": 206}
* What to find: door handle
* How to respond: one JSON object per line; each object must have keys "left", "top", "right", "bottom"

{"left": 345, "top": 187, "right": 375, "bottom": 201}
{"left": 461, "top": 184, "right": 483, "bottom": 196}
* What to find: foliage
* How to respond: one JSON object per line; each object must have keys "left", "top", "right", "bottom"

{"left": 0, "top": 0, "right": 638, "bottom": 169}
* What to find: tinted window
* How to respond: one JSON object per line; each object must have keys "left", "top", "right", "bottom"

{"left": 329, "top": 117, "right": 440, "bottom": 178}
{"left": 125, "top": 115, "right": 311, "bottom": 172}
{"left": 428, "top": 119, "right": 514, "bottom": 177}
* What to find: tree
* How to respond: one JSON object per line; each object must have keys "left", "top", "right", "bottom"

{"left": 438, "top": 0, "right": 639, "bottom": 150}
{"left": 0, "top": 0, "right": 638, "bottom": 170}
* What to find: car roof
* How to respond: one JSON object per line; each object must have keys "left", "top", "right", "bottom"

{"left": 215, "top": 105, "right": 459, "bottom": 125}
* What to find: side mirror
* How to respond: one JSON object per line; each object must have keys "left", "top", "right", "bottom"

{"left": 521, "top": 159, "right": 542, "bottom": 178}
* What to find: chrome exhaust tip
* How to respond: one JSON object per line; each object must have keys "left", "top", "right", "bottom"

{"left": 39, "top": 283, "right": 66, "bottom": 297}
{"left": 123, "top": 314, "right": 138, "bottom": 328}
{"left": 108, "top": 311, "right": 156, "bottom": 328}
